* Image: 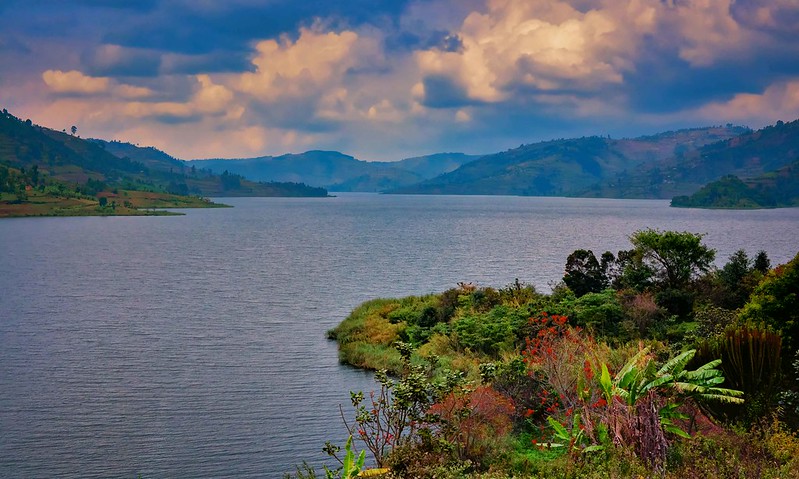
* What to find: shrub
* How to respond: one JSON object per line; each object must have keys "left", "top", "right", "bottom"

{"left": 618, "top": 290, "right": 666, "bottom": 339}
{"left": 694, "top": 323, "right": 782, "bottom": 423}
{"left": 453, "top": 305, "right": 527, "bottom": 356}
{"left": 429, "top": 385, "right": 515, "bottom": 467}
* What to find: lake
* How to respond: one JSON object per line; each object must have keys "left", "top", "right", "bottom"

{"left": 1, "top": 194, "right": 798, "bottom": 477}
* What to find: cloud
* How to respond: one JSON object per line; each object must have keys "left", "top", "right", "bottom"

{"left": 235, "top": 27, "right": 374, "bottom": 102}
{"left": 82, "top": 44, "right": 161, "bottom": 77}
{"left": 7, "top": 0, "right": 799, "bottom": 163}
{"left": 42, "top": 70, "right": 110, "bottom": 94}
{"left": 414, "top": 0, "right": 639, "bottom": 107}
{"left": 697, "top": 80, "right": 799, "bottom": 124}
{"left": 122, "top": 74, "right": 238, "bottom": 122}
{"left": 42, "top": 68, "right": 155, "bottom": 99}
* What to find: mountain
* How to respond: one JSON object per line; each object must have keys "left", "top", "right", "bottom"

{"left": 380, "top": 153, "right": 482, "bottom": 179}
{"left": 188, "top": 151, "right": 479, "bottom": 192}
{"left": 0, "top": 110, "right": 327, "bottom": 198}
{"left": 672, "top": 160, "right": 799, "bottom": 208}
{"left": 391, "top": 126, "right": 749, "bottom": 197}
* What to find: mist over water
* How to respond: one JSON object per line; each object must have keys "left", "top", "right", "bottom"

{"left": 2, "top": 194, "right": 798, "bottom": 478}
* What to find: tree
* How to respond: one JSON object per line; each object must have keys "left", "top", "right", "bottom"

{"left": 70, "top": 125, "right": 77, "bottom": 136}
{"left": 563, "top": 249, "right": 606, "bottom": 297}
{"left": 629, "top": 229, "right": 715, "bottom": 290}
{"left": 98, "top": 196, "right": 108, "bottom": 207}
{"left": 740, "top": 252, "right": 799, "bottom": 354}
{"left": 753, "top": 250, "right": 771, "bottom": 274}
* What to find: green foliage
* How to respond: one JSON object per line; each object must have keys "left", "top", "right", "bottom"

{"left": 740, "top": 252, "right": 799, "bottom": 354}
{"left": 563, "top": 250, "right": 607, "bottom": 297}
{"left": 335, "top": 344, "right": 465, "bottom": 471}
{"left": 694, "top": 324, "right": 782, "bottom": 423}
{"left": 453, "top": 305, "right": 528, "bottom": 356}
{"left": 691, "top": 305, "right": 738, "bottom": 340}
{"left": 325, "top": 436, "right": 365, "bottom": 479}
{"left": 754, "top": 251, "right": 771, "bottom": 274}
{"left": 569, "top": 289, "right": 624, "bottom": 337}
{"left": 323, "top": 233, "right": 799, "bottom": 478}
{"left": 430, "top": 385, "right": 515, "bottom": 466}
{"left": 629, "top": 229, "right": 716, "bottom": 290}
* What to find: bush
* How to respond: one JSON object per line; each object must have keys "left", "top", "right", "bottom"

{"left": 453, "top": 305, "right": 528, "bottom": 356}
{"left": 694, "top": 324, "right": 782, "bottom": 423}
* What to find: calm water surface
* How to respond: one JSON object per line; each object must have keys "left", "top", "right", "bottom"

{"left": 1, "top": 194, "right": 798, "bottom": 477}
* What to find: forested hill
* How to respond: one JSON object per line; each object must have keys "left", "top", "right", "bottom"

{"left": 0, "top": 109, "right": 327, "bottom": 198}
{"left": 666, "top": 118, "right": 799, "bottom": 190}
{"left": 389, "top": 126, "right": 749, "bottom": 198}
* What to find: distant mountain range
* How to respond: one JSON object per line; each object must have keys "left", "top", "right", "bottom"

{"left": 188, "top": 122, "right": 799, "bottom": 204}
{"left": 188, "top": 152, "right": 480, "bottom": 192}
{"left": 4, "top": 104, "right": 799, "bottom": 208}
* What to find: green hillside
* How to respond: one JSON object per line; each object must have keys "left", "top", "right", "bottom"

{"left": 0, "top": 109, "right": 329, "bottom": 217}
{"left": 391, "top": 126, "right": 748, "bottom": 197}
{"left": 0, "top": 109, "right": 327, "bottom": 199}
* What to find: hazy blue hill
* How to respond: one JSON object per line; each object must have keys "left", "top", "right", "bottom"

{"left": 391, "top": 126, "right": 748, "bottom": 197}
{"left": 611, "top": 119, "right": 798, "bottom": 200}
{"left": 188, "top": 151, "right": 478, "bottom": 192}
{"left": 190, "top": 151, "right": 370, "bottom": 188}
{"left": 91, "top": 140, "right": 329, "bottom": 197}
{"left": 379, "top": 152, "right": 482, "bottom": 179}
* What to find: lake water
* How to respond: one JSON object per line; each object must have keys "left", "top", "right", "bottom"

{"left": 1, "top": 194, "right": 798, "bottom": 478}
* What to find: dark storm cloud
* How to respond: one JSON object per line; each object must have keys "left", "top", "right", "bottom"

{"left": 622, "top": 34, "right": 799, "bottom": 113}
{"left": 420, "top": 75, "right": 477, "bottom": 109}
{"left": 81, "top": 47, "right": 162, "bottom": 77}
{"left": 102, "top": 0, "right": 416, "bottom": 55}
{"left": 385, "top": 30, "right": 463, "bottom": 53}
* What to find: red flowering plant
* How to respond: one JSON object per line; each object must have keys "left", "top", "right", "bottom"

{"left": 428, "top": 385, "right": 515, "bottom": 466}
{"left": 521, "top": 312, "right": 615, "bottom": 455}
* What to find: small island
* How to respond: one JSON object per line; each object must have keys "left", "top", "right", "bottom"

{"left": 672, "top": 161, "right": 799, "bottom": 209}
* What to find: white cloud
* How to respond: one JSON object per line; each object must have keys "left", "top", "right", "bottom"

{"left": 662, "top": 0, "right": 747, "bottom": 67}
{"left": 42, "top": 70, "right": 110, "bottom": 94}
{"left": 697, "top": 80, "right": 799, "bottom": 123}
{"left": 236, "top": 27, "right": 375, "bottom": 102}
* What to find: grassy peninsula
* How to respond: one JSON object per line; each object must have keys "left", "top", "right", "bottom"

{"left": 0, "top": 186, "right": 227, "bottom": 218}
{"left": 307, "top": 230, "right": 799, "bottom": 479}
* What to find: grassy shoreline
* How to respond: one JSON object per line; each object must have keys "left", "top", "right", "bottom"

{"left": 0, "top": 189, "right": 229, "bottom": 218}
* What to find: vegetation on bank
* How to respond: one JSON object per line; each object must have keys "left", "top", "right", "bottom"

{"left": 294, "top": 230, "right": 799, "bottom": 478}
{"left": 0, "top": 163, "right": 228, "bottom": 217}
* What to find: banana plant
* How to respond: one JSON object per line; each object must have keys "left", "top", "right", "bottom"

{"left": 325, "top": 436, "right": 365, "bottom": 479}
{"left": 599, "top": 348, "right": 743, "bottom": 437}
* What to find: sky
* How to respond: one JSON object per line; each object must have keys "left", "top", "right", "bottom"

{"left": 1, "top": 0, "right": 798, "bottom": 161}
